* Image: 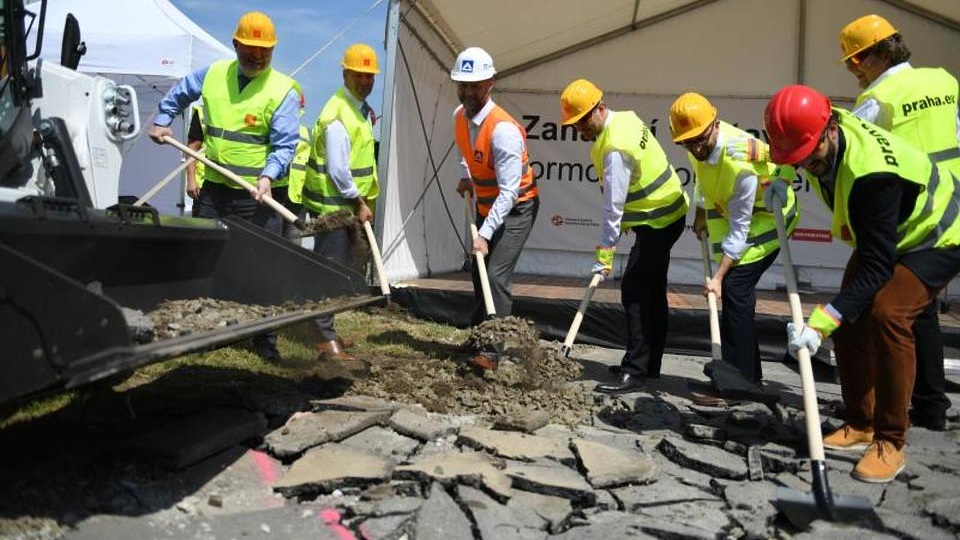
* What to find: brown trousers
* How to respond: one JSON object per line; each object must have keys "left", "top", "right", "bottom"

{"left": 834, "top": 253, "right": 940, "bottom": 448}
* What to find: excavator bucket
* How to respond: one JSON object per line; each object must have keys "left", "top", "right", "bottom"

{"left": 0, "top": 197, "right": 381, "bottom": 405}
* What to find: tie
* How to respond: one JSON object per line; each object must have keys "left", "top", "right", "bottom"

{"left": 361, "top": 102, "right": 376, "bottom": 125}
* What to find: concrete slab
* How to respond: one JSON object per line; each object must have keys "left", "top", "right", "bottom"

{"left": 505, "top": 460, "right": 596, "bottom": 507}
{"left": 571, "top": 439, "right": 657, "bottom": 489}
{"left": 311, "top": 395, "right": 402, "bottom": 412}
{"left": 122, "top": 408, "right": 267, "bottom": 469}
{"left": 459, "top": 426, "right": 575, "bottom": 464}
{"left": 395, "top": 450, "right": 513, "bottom": 501}
{"left": 264, "top": 409, "right": 390, "bottom": 459}
{"left": 549, "top": 511, "right": 657, "bottom": 539}
{"left": 414, "top": 483, "right": 474, "bottom": 540}
{"left": 493, "top": 409, "right": 550, "bottom": 433}
{"left": 458, "top": 485, "right": 547, "bottom": 540}
{"left": 509, "top": 489, "right": 574, "bottom": 534}
{"left": 389, "top": 408, "right": 459, "bottom": 441}
{"left": 657, "top": 435, "right": 749, "bottom": 480}
{"left": 339, "top": 425, "right": 420, "bottom": 464}
{"left": 273, "top": 444, "right": 393, "bottom": 498}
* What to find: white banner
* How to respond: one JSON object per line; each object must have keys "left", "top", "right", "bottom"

{"left": 496, "top": 91, "right": 853, "bottom": 270}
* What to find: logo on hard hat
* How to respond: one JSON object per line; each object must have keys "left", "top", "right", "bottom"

{"left": 551, "top": 215, "right": 565, "bottom": 227}
{"left": 461, "top": 60, "right": 474, "bottom": 72}
{"left": 253, "top": 30, "right": 262, "bottom": 38}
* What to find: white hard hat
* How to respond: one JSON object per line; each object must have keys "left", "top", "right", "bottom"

{"left": 450, "top": 47, "right": 496, "bottom": 82}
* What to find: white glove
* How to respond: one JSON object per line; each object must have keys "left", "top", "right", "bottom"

{"left": 787, "top": 322, "right": 821, "bottom": 359}
{"left": 763, "top": 178, "right": 790, "bottom": 211}
{"left": 590, "top": 262, "right": 609, "bottom": 279}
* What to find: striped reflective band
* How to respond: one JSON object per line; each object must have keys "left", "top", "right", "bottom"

{"left": 930, "top": 147, "right": 960, "bottom": 163}
{"left": 208, "top": 159, "right": 262, "bottom": 177}
{"left": 476, "top": 178, "right": 539, "bottom": 206}
{"left": 625, "top": 166, "right": 673, "bottom": 203}
{"left": 624, "top": 192, "right": 685, "bottom": 223}
{"left": 306, "top": 159, "right": 374, "bottom": 177}
{"left": 302, "top": 186, "right": 353, "bottom": 207}
{"left": 205, "top": 125, "right": 269, "bottom": 145}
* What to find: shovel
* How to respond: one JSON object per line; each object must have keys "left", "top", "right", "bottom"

{"left": 362, "top": 220, "right": 391, "bottom": 298}
{"left": 134, "top": 156, "right": 196, "bottom": 207}
{"left": 771, "top": 192, "right": 878, "bottom": 529}
{"left": 700, "top": 234, "right": 722, "bottom": 361}
{"left": 466, "top": 194, "right": 496, "bottom": 318}
{"left": 163, "top": 135, "right": 306, "bottom": 231}
{"left": 560, "top": 272, "right": 603, "bottom": 357}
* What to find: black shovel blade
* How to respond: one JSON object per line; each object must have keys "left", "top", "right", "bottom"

{"left": 775, "top": 486, "right": 879, "bottom": 530}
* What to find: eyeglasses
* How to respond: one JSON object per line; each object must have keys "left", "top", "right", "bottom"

{"left": 844, "top": 48, "right": 871, "bottom": 67}
{"left": 793, "top": 126, "right": 830, "bottom": 168}
{"left": 679, "top": 122, "right": 716, "bottom": 148}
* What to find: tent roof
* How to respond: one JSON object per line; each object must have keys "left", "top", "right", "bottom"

{"left": 26, "top": 0, "right": 232, "bottom": 78}
{"left": 411, "top": 0, "right": 960, "bottom": 80}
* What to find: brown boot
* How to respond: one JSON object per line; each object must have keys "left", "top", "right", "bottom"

{"left": 337, "top": 337, "right": 355, "bottom": 349}
{"left": 822, "top": 423, "right": 874, "bottom": 451}
{"left": 852, "top": 439, "right": 905, "bottom": 483}
{"left": 315, "top": 339, "right": 354, "bottom": 360}
{"left": 467, "top": 353, "right": 498, "bottom": 371}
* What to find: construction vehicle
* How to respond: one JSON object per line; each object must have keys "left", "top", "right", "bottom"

{"left": 0, "top": 0, "right": 378, "bottom": 406}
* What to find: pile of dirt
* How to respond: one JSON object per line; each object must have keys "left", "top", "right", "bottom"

{"left": 348, "top": 316, "right": 594, "bottom": 425}
{"left": 145, "top": 297, "right": 344, "bottom": 341}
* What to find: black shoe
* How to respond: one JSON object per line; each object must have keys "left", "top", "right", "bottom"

{"left": 608, "top": 365, "right": 624, "bottom": 375}
{"left": 255, "top": 343, "right": 281, "bottom": 362}
{"left": 595, "top": 373, "right": 646, "bottom": 394}
{"left": 910, "top": 409, "right": 947, "bottom": 431}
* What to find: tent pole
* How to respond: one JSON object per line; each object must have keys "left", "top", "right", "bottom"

{"left": 796, "top": 0, "right": 806, "bottom": 84}
{"left": 375, "top": 0, "right": 401, "bottom": 244}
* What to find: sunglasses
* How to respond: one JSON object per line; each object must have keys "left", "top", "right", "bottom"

{"left": 679, "top": 122, "right": 716, "bottom": 148}
{"left": 844, "top": 48, "right": 871, "bottom": 67}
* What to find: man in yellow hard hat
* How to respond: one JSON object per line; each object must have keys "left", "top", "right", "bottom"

{"left": 669, "top": 93, "right": 800, "bottom": 400}
{"left": 302, "top": 43, "right": 381, "bottom": 361}
{"left": 839, "top": 13, "right": 959, "bottom": 431}
{"left": 450, "top": 46, "right": 541, "bottom": 358}
{"left": 148, "top": 11, "right": 301, "bottom": 362}
{"left": 560, "top": 79, "right": 688, "bottom": 394}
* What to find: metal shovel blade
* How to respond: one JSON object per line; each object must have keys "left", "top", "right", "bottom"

{"left": 774, "top": 462, "right": 879, "bottom": 530}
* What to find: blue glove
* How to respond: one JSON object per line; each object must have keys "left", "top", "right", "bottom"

{"left": 590, "top": 262, "right": 609, "bottom": 278}
{"left": 762, "top": 177, "right": 791, "bottom": 211}
{"left": 787, "top": 322, "right": 822, "bottom": 359}
{"left": 725, "top": 136, "right": 769, "bottom": 162}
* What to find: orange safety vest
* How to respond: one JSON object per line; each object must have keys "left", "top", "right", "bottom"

{"left": 454, "top": 104, "right": 538, "bottom": 217}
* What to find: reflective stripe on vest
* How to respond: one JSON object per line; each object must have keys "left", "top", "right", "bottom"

{"left": 200, "top": 59, "right": 296, "bottom": 189}
{"left": 856, "top": 66, "right": 960, "bottom": 178}
{"left": 816, "top": 108, "right": 960, "bottom": 253}
{"left": 302, "top": 87, "right": 379, "bottom": 215}
{"left": 591, "top": 110, "right": 688, "bottom": 231}
{"left": 454, "top": 103, "right": 539, "bottom": 217}
{"left": 693, "top": 121, "right": 800, "bottom": 265}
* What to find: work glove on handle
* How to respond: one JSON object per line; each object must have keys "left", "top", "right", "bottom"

{"left": 785, "top": 304, "right": 841, "bottom": 359}
{"left": 592, "top": 245, "right": 615, "bottom": 277}
{"left": 725, "top": 136, "right": 769, "bottom": 162}
{"left": 762, "top": 177, "right": 791, "bottom": 211}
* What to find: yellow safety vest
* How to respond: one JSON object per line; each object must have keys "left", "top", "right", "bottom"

{"left": 692, "top": 121, "right": 800, "bottom": 265}
{"left": 813, "top": 109, "right": 960, "bottom": 253}
{"left": 286, "top": 125, "right": 310, "bottom": 204}
{"left": 303, "top": 87, "right": 379, "bottom": 215}
{"left": 856, "top": 66, "right": 960, "bottom": 176}
{"left": 200, "top": 59, "right": 296, "bottom": 188}
{"left": 591, "top": 110, "right": 689, "bottom": 231}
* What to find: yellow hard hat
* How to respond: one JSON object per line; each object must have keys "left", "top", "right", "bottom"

{"left": 669, "top": 92, "right": 717, "bottom": 142}
{"left": 838, "top": 14, "right": 897, "bottom": 61}
{"left": 234, "top": 11, "right": 277, "bottom": 48}
{"left": 342, "top": 43, "right": 380, "bottom": 74}
{"left": 560, "top": 79, "right": 603, "bottom": 125}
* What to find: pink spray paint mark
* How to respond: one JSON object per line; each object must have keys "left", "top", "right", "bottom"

{"left": 249, "top": 449, "right": 280, "bottom": 485}
{"left": 319, "top": 508, "right": 356, "bottom": 540}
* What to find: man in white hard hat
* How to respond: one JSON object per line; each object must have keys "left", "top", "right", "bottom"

{"left": 450, "top": 47, "right": 540, "bottom": 369}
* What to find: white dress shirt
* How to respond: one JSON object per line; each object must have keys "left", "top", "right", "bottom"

{"left": 456, "top": 99, "right": 525, "bottom": 239}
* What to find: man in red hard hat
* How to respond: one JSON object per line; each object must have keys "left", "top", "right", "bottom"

{"left": 764, "top": 85, "right": 960, "bottom": 483}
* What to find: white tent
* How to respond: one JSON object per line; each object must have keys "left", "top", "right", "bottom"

{"left": 376, "top": 0, "right": 960, "bottom": 294}
{"left": 26, "top": 0, "right": 233, "bottom": 214}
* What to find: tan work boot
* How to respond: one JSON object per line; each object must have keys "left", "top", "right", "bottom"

{"left": 315, "top": 339, "right": 354, "bottom": 361}
{"left": 852, "top": 439, "right": 905, "bottom": 483}
{"left": 822, "top": 424, "right": 874, "bottom": 451}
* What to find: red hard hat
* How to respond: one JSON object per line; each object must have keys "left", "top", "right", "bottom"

{"left": 764, "top": 85, "right": 832, "bottom": 165}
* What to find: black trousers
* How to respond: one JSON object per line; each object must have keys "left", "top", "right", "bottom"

{"left": 720, "top": 249, "right": 779, "bottom": 384}
{"left": 620, "top": 216, "right": 685, "bottom": 377}
{"left": 912, "top": 301, "right": 950, "bottom": 421}
{"left": 311, "top": 224, "right": 366, "bottom": 341}
{"left": 195, "top": 181, "right": 283, "bottom": 351}
{"left": 471, "top": 198, "right": 539, "bottom": 325}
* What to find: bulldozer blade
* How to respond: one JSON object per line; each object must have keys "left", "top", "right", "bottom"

{"left": 0, "top": 198, "right": 379, "bottom": 405}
